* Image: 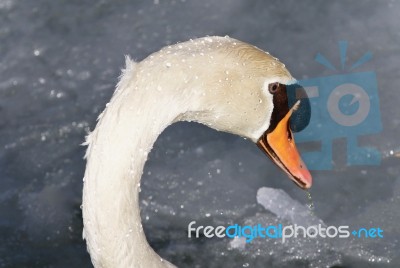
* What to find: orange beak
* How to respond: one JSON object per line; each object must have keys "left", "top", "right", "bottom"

{"left": 257, "top": 101, "right": 312, "bottom": 189}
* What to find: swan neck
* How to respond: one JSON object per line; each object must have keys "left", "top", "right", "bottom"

{"left": 83, "top": 83, "right": 182, "bottom": 267}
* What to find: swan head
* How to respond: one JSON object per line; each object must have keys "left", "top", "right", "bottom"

{"left": 188, "top": 38, "right": 312, "bottom": 189}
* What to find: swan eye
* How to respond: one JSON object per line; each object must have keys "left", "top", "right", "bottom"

{"left": 268, "top": 83, "right": 280, "bottom": 94}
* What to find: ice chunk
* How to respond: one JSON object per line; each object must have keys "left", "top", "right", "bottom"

{"left": 256, "top": 187, "right": 324, "bottom": 226}
{"left": 229, "top": 236, "right": 246, "bottom": 250}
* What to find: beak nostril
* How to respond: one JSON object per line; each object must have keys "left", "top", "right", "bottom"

{"left": 287, "top": 130, "right": 292, "bottom": 141}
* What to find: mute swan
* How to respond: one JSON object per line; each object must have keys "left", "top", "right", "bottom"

{"left": 82, "top": 36, "right": 312, "bottom": 267}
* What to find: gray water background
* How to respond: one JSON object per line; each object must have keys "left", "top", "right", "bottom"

{"left": 1, "top": 0, "right": 400, "bottom": 267}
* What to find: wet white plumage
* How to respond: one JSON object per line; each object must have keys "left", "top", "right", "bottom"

{"left": 82, "top": 36, "right": 294, "bottom": 268}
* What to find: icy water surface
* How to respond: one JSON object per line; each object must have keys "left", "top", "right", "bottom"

{"left": 1, "top": 0, "right": 400, "bottom": 267}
